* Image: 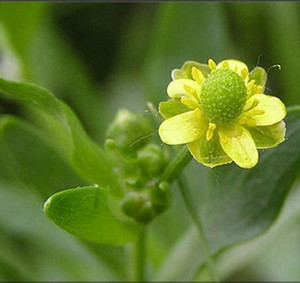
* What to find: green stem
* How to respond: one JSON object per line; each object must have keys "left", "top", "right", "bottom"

{"left": 161, "top": 146, "right": 219, "bottom": 281}
{"left": 130, "top": 225, "right": 146, "bottom": 281}
{"left": 177, "top": 175, "right": 220, "bottom": 282}
{"left": 161, "top": 146, "right": 193, "bottom": 182}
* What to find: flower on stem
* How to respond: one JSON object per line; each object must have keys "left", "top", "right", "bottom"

{"left": 158, "top": 59, "right": 287, "bottom": 169}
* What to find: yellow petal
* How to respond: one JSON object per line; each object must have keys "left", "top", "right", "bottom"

{"left": 218, "top": 125, "right": 258, "bottom": 169}
{"left": 159, "top": 109, "right": 207, "bottom": 145}
{"left": 167, "top": 79, "right": 200, "bottom": 99}
{"left": 246, "top": 94, "right": 286, "bottom": 126}
{"left": 217, "top": 59, "right": 249, "bottom": 78}
{"left": 188, "top": 134, "right": 232, "bottom": 168}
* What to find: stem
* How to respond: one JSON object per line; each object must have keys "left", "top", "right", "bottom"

{"left": 177, "top": 175, "right": 220, "bottom": 282}
{"left": 130, "top": 225, "right": 146, "bottom": 281}
{"left": 161, "top": 146, "right": 219, "bottom": 281}
{"left": 161, "top": 146, "right": 192, "bottom": 182}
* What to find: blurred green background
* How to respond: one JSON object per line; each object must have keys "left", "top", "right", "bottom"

{"left": 1, "top": 2, "right": 300, "bottom": 281}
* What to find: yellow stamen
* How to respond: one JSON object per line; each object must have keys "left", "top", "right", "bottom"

{"left": 244, "top": 98, "right": 259, "bottom": 112}
{"left": 251, "top": 109, "right": 265, "bottom": 116}
{"left": 206, "top": 123, "right": 216, "bottom": 141}
{"left": 208, "top": 59, "right": 216, "bottom": 70}
{"left": 222, "top": 61, "right": 229, "bottom": 69}
{"left": 191, "top": 67, "right": 205, "bottom": 85}
{"left": 181, "top": 97, "right": 199, "bottom": 109}
{"left": 256, "top": 85, "right": 263, "bottom": 94}
{"left": 239, "top": 116, "right": 256, "bottom": 126}
{"left": 183, "top": 84, "right": 198, "bottom": 100}
{"left": 241, "top": 68, "right": 249, "bottom": 80}
{"left": 246, "top": 80, "right": 255, "bottom": 89}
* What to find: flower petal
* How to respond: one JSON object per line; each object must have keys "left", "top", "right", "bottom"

{"left": 245, "top": 121, "right": 286, "bottom": 149}
{"left": 167, "top": 79, "right": 200, "bottom": 98}
{"left": 246, "top": 94, "right": 286, "bottom": 126}
{"left": 159, "top": 109, "right": 207, "bottom": 145}
{"left": 188, "top": 134, "right": 232, "bottom": 167}
{"left": 218, "top": 125, "right": 258, "bottom": 169}
{"left": 217, "top": 59, "right": 249, "bottom": 77}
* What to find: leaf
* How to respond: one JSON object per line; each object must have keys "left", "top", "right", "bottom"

{"left": 0, "top": 77, "right": 122, "bottom": 196}
{"left": 0, "top": 115, "right": 129, "bottom": 276}
{"left": 0, "top": 115, "right": 84, "bottom": 198}
{"left": 213, "top": 184, "right": 300, "bottom": 281}
{"left": 156, "top": 106, "right": 300, "bottom": 280}
{"left": 28, "top": 22, "right": 108, "bottom": 141}
{"left": 0, "top": 3, "right": 46, "bottom": 56}
{"left": 0, "top": 181, "right": 122, "bottom": 280}
{"left": 44, "top": 186, "right": 137, "bottom": 245}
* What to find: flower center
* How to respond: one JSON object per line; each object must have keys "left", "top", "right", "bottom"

{"left": 200, "top": 69, "right": 247, "bottom": 124}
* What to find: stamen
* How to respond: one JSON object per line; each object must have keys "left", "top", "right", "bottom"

{"left": 208, "top": 59, "right": 216, "bottom": 70}
{"left": 244, "top": 99, "right": 259, "bottom": 112}
{"left": 246, "top": 118, "right": 257, "bottom": 126}
{"left": 206, "top": 123, "right": 216, "bottom": 141}
{"left": 222, "top": 61, "right": 229, "bottom": 69}
{"left": 256, "top": 85, "right": 263, "bottom": 94}
{"left": 246, "top": 80, "right": 255, "bottom": 89}
{"left": 183, "top": 84, "right": 198, "bottom": 100}
{"left": 191, "top": 67, "right": 205, "bottom": 85}
{"left": 181, "top": 97, "right": 199, "bottom": 109}
{"left": 251, "top": 109, "right": 265, "bottom": 116}
{"left": 239, "top": 116, "right": 256, "bottom": 126}
{"left": 241, "top": 68, "right": 249, "bottom": 80}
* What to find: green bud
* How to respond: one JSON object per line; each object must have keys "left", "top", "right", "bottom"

{"left": 150, "top": 182, "right": 170, "bottom": 214}
{"left": 120, "top": 191, "right": 148, "bottom": 218}
{"left": 200, "top": 69, "right": 247, "bottom": 124}
{"left": 137, "top": 144, "right": 169, "bottom": 176}
{"left": 120, "top": 182, "right": 170, "bottom": 224}
{"left": 106, "top": 109, "right": 152, "bottom": 151}
{"left": 135, "top": 201, "right": 156, "bottom": 223}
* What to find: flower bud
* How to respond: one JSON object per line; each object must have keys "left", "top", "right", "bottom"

{"left": 106, "top": 109, "right": 152, "bottom": 151}
{"left": 137, "top": 144, "right": 169, "bottom": 176}
{"left": 120, "top": 182, "right": 170, "bottom": 224}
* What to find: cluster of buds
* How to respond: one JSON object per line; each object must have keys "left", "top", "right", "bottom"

{"left": 106, "top": 109, "right": 170, "bottom": 224}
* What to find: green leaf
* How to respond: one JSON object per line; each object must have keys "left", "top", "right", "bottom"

{"left": 0, "top": 115, "right": 84, "bottom": 198}
{"left": 0, "top": 181, "right": 122, "bottom": 280}
{"left": 0, "top": 3, "right": 46, "bottom": 56}
{"left": 44, "top": 186, "right": 137, "bottom": 245}
{"left": 0, "top": 77, "right": 121, "bottom": 196}
{"left": 29, "top": 22, "right": 108, "bottom": 141}
{"left": 159, "top": 98, "right": 190, "bottom": 119}
{"left": 157, "top": 107, "right": 300, "bottom": 280}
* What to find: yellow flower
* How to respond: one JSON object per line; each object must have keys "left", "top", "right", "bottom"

{"left": 158, "top": 59, "right": 287, "bottom": 169}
